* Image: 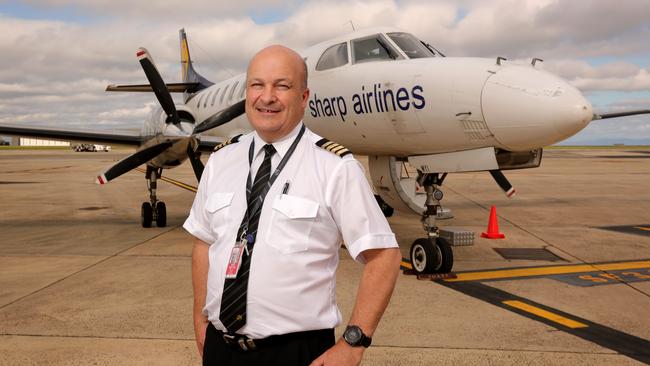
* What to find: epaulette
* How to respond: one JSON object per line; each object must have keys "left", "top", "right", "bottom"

{"left": 213, "top": 134, "right": 243, "bottom": 152}
{"left": 315, "top": 138, "right": 352, "bottom": 158}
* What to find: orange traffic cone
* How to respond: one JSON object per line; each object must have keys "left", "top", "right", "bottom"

{"left": 481, "top": 205, "right": 505, "bottom": 239}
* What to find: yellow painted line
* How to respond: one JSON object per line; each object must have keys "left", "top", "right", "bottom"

{"left": 503, "top": 300, "right": 588, "bottom": 329}
{"left": 634, "top": 226, "right": 650, "bottom": 231}
{"left": 134, "top": 167, "right": 197, "bottom": 193}
{"left": 160, "top": 176, "right": 197, "bottom": 192}
{"left": 400, "top": 260, "right": 413, "bottom": 270}
{"left": 444, "top": 260, "right": 650, "bottom": 282}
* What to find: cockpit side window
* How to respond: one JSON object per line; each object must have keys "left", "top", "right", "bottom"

{"left": 387, "top": 32, "right": 436, "bottom": 59}
{"left": 351, "top": 34, "right": 402, "bottom": 64}
{"left": 316, "top": 42, "right": 349, "bottom": 71}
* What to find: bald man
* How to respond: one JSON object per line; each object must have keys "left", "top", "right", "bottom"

{"left": 185, "top": 45, "right": 401, "bottom": 366}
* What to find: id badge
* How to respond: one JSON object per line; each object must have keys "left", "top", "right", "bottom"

{"left": 225, "top": 240, "right": 247, "bottom": 279}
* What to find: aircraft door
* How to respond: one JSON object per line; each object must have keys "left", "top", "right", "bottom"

{"left": 388, "top": 76, "right": 426, "bottom": 135}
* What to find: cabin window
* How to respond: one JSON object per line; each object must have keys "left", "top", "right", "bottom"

{"left": 387, "top": 32, "right": 435, "bottom": 59}
{"left": 238, "top": 80, "right": 246, "bottom": 99}
{"left": 351, "top": 34, "right": 402, "bottom": 64}
{"left": 197, "top": 93, "right": 205, "bottom": 109}
{"left": 229, "top": 81, "right": 239, "bottom": 101}
{"left": 211, "top": 88, "right": 220, "bottom": 106}
{"left": 316, "top": 42, "right": 348, "bottom": 71}
{"left": 204, "top": 91, "right": 212, "bottom": 108}
{"left": 220, "top": 84, "right": 230, "bottom": 104}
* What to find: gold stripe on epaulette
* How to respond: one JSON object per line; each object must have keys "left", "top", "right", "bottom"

{"left": 326, "top": 143, "right": 341, "bottom": 152}
{"left": 213, "top": 134, "right": 242, "bottom": 152}
{"left": 335, "top": 148, "right": 350, "bottom": 157}
{"left": 315, "top": 138, "right": 352, "bottom": 158}
{"left": 331, "top": 145, "right": 346, "bottom": 154}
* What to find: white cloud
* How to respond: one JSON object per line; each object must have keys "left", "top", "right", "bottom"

{"left": 0, "top": 0, "right": 649, "bottom": 144}
{"left": 16, "top": 0, "right": 300, "bottom": 19}
{"left": 543, "top": 60, "right": 650, "bottom": 92}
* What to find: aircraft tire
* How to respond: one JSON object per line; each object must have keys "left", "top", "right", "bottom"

{"left": 156, "top": 202, "right": 167, "bottom": 228}
{"left": 434, "top": 237, "right": 454, "bottom": 273}
{"left": 141, "top": 202, "right": 153, "bottom": 228}
{"left": 410, "top": 237, "right": 453, "bottom": 274}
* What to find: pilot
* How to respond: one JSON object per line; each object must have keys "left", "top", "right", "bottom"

{"left": 184, "top": 44, "right": 401, "bottom": 366}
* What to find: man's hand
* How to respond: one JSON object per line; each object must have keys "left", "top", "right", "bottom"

{"left": 194, "top": 317, "right": 209, "bottom": 356}
{"left": 309, "top": 339, "right": 364, "bottom": 366}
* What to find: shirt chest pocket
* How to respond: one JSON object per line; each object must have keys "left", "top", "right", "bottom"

{"left": 266, "top": 194, "right": 319, "bottom": 254}
{"left": 206, "top": 192, "right": 235, "bottom": 241}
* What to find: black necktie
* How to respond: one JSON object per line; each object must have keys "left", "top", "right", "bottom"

{"left": 219, "top": 143, "right": 276, "bottom": 333}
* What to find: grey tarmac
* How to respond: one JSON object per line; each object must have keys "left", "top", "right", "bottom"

{"left": 0, "top": 148, "right": 649, "bottom": 365}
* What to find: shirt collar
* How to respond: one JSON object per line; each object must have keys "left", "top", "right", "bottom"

{"left": 252, "top": 121, "right": 304, "bottom": 160}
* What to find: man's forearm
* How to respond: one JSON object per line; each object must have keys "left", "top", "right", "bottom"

{"left": 192, "top": 239, "right": 210, "bottom": 354}
{"left": 192, "top": 240, "right": 210, "bottom": 323}
{"left": 309, "top": 247, "right": 401, "bottom": 365}
{"left": 348, "top": 247, "right": 401, "bottom": 336}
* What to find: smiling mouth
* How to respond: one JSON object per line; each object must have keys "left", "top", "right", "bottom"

{"left": 257, "top": 107, "right": 280, "bottom": 113}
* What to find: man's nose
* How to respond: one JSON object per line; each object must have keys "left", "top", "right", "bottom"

{"left": 260, "top": 86, "right": 277, "bottom": 103}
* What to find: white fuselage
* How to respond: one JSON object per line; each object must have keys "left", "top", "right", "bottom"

{"left": 145, "top": 27, "right": 593, "bottom": 159}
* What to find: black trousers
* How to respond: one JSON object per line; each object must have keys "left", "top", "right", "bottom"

{"left": 203, "top": 322, "right": 335, "bottom": 366}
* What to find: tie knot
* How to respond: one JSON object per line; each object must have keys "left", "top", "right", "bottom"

{"left": 263, "top": 144, "right": 276, "bottom": 156}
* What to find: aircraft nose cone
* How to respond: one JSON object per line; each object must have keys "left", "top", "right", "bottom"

{"left": 482, "top": 65, "right": 592, "bottom": 151}
{"left": 551, "top": 86, "right": 593, "bottom": 139}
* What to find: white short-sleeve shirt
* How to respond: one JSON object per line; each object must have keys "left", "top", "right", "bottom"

{"left": 183, "top": 122, "right": 398, "bottom": 338}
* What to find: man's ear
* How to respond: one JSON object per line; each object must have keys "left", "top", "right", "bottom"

{"left": 301, "top": 88, "right": 310, "bottom": 107}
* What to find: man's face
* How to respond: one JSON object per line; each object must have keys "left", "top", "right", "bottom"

{"left": 245, "top": 47, "right": 309, "bottom": 142}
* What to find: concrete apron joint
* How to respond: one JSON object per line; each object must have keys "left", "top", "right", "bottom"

{"left": 0, "top": 225, "right": 180, "bottom": 312}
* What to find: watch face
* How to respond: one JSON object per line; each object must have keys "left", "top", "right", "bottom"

{"left": 344, "top": 326, "right": 362, "bottom": 344}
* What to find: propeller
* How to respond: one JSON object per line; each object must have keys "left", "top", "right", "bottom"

{"left": 186, "top": 140, "right": 204, "bottom": 180}
{"left": 193, "top": 100, "right": 245, "bottom": 134}
{"left": 96, "top": 141, "right": 173, "bottom": 184}
{"left": 137, "top": 47, "right": 181, "bottom": 126}
{"left": 489, "top": 170, "right": 516, "bottom": 198}
{"left": 97, "top": 46, "right": 248, "bottom": 186}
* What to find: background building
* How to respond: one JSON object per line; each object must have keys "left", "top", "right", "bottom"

{"left": 17, "top": 138, "right": 70, "bottom": 147}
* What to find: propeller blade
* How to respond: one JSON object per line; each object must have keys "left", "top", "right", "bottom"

{"left": 489, "top": 169, "right": 516, "bottom": 198}
{"left": 186, "top": 141, "right": 205, "bottom": 181}
{"left": 96, "top": 141, "right": 173, "bottom": 184}
{"left": 193, "top": 100, "right": 245, "bottom": 134}
{"left": 137, "top": 47, "right": 180, "bottom": 125}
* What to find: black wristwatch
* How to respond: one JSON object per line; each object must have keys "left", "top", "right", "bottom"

{"left": 342, "top": 325, "right": 372, "bottom": 348}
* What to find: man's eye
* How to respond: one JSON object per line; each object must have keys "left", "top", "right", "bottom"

{"left": 277, "top": 84, "right": 289, "bottom": 90}
{"left": 250, "top": 83, "right": 263, "bottom": 89}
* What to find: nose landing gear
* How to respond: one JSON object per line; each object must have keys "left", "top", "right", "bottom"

{"left": 409, "top": 173, "right": 453, "bottom": 274}
{"left": 141, "top": 166, "right": 167, "bottom": 228}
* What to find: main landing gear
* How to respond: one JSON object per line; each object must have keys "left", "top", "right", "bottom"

{"left": 410, "top": 173, "right": 453, "bottom": 274}
{"left": 141, "top": 166, "right": 166, "bottom": 228}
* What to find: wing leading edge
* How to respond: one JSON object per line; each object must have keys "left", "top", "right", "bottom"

{"left": 0, "top": 123, "right": 145, "bottom": 146}
{"left": 105, "top": 82, "right": 201, "bottom": 93}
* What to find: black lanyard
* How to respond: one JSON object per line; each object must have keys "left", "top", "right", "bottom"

{"left": 239, "top": 124, "right": 306, "bottom": 244}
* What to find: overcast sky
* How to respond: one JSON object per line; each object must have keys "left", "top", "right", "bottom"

{"left": 1, "top": 0, "right": 649, "bottom": 144}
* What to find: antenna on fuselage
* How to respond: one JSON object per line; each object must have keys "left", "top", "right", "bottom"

{"left": 343, "top": 20, "right": 355, "bottom": 31}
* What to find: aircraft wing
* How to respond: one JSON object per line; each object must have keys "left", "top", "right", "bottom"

{"left": 106, "top": 82, "right": 201, "bottom": 93}
{"left": 0, "top": 123, "right": 145, "bottom": 146}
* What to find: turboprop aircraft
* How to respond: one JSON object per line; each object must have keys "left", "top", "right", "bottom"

{"left": 1, "top": 27, "right": 648, "bottom": 274}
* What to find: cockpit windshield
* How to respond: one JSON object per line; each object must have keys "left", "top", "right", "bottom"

{"left": 387, "top": 32, "right": 437, "bottom": 59}
{"left": 351, "top": 34, "right": 402, "bottom": 64}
